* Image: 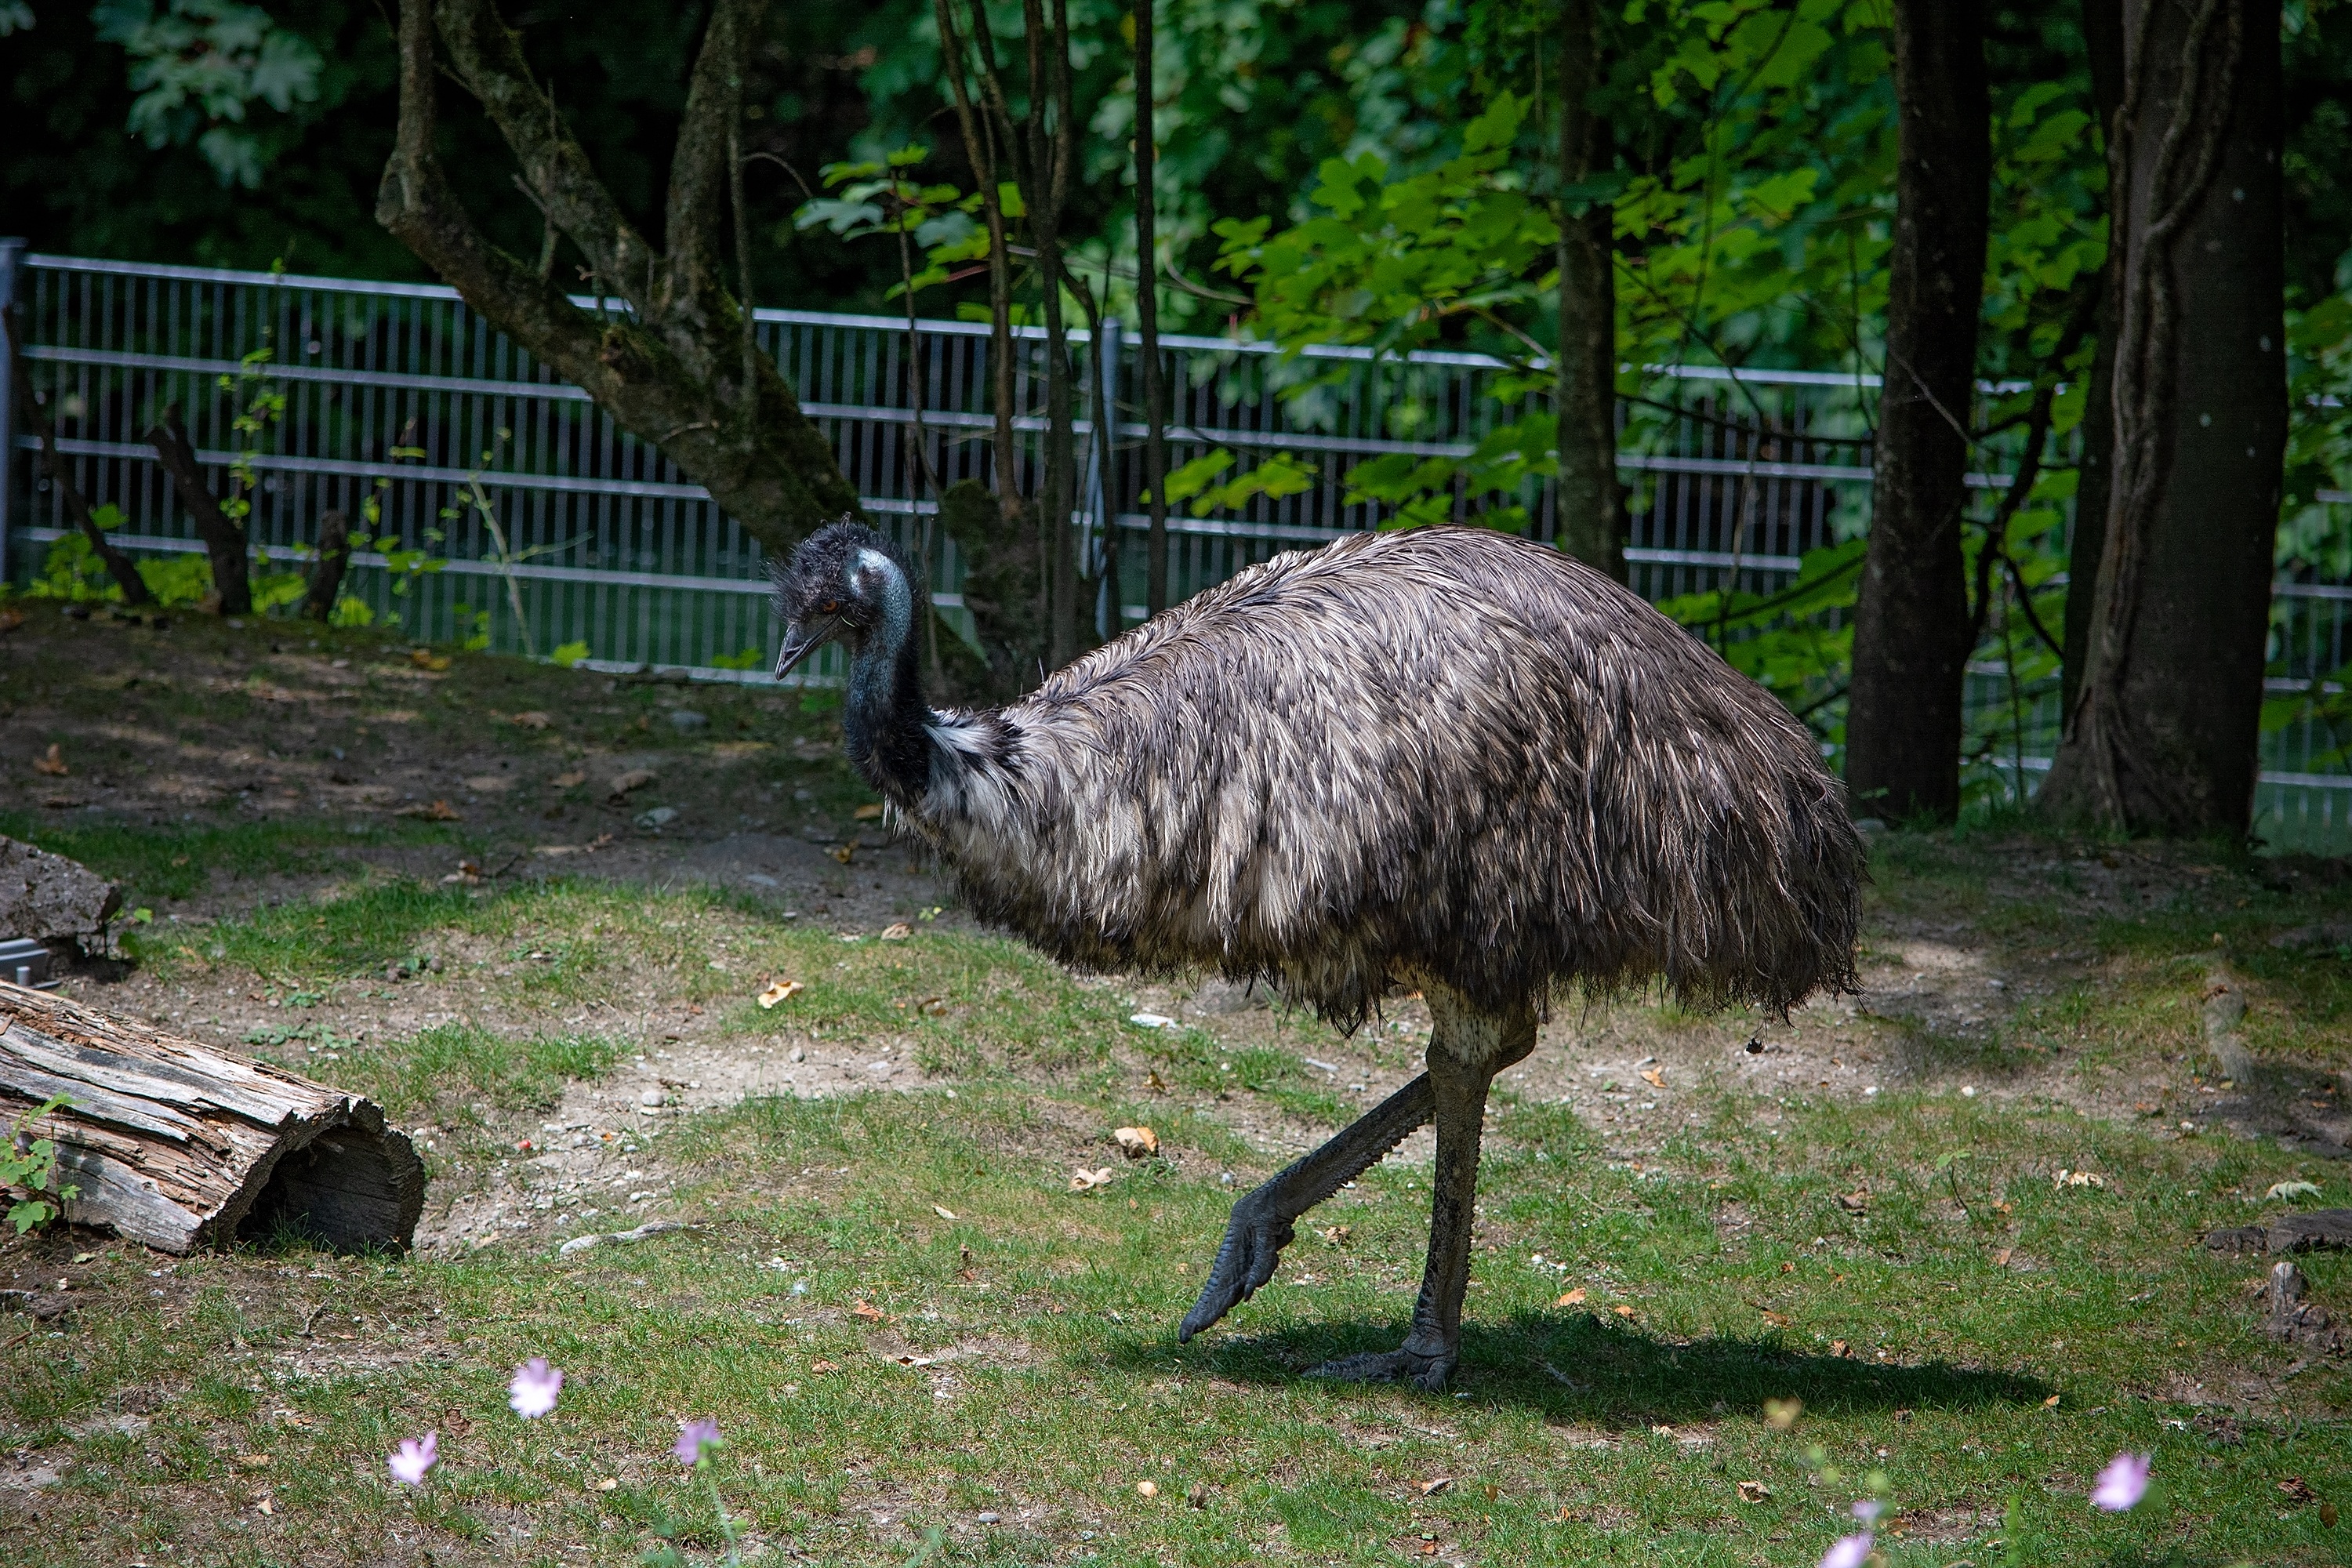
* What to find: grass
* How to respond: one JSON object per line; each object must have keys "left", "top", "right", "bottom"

{"left": 3, "top": 809, "right": 2350, "bottom": 1564}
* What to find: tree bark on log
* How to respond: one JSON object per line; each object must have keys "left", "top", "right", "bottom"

{"left": 145, "top": 401, "right": 253, "bottom": 616}
{"left": 2042, "top": 0, "right": 2285, "bottom": 833}
{"left": 1842, "top": 0, "right": 1990, "bottom": 824}
{"left": 1, "top": 982, "right": 424, "bottom": 1255}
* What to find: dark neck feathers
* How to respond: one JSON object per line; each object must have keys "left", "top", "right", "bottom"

{"left": 840, "top": 548, "right": 940, "bottom": 807}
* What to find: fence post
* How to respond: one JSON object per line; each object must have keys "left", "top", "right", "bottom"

{"left": 0, "top": 238, "right": 24, "bottom": 588}
{"left": 1087, "top": 315, "right": 1121, "bottom": 638}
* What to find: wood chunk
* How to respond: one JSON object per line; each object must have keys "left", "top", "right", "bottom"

{"left": 0, "top": 981, "right": 423, "bottom": 1254}
{"left": 2205, "top": 1209, "right": 2352, "bottom": 1256}
{"left": 0, "top": 837, "right": 122, "bottom": 946}
{"left": 2268, "top": 1210, "right": 2352, "bottom": 1254}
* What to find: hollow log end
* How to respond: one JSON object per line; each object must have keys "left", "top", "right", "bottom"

{"left": 227, "top": 1102, "right": 426, "bottom": 1255}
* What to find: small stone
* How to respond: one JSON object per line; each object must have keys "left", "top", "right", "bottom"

{"left": 667, "top": 709, "right": 710, "bottom": 731}
{"left": 634, "top": 806, "right": 681, "bottom": 829}
{"left": 0, "top": 835, "right": 122, "bottom": 947}
{"left": 975, "top": 1512, "right": 999, "bottom": 1524}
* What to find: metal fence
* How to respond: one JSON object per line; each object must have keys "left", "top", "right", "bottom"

{"left": 3, "top": 245, "right": 2347, "bottom": 851}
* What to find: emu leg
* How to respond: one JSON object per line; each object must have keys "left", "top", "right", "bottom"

{"left": 1308, "top": 992, "right": 1536, "bottom": 1391}
{"left": 1178, "top": 1073, "right": 1435, "bottom": 1342}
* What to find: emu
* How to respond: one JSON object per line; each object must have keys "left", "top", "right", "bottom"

{"left": 773, "top": 521, "right": 1863, "bottom": 1389}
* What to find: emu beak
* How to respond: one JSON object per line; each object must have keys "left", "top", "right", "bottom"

{"left": 774, "top": 620, "right": 828, "bottom": 681}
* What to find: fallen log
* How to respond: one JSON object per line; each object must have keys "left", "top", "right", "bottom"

{"left": 0, "top": 980, "right": 423, "bottom": 1254}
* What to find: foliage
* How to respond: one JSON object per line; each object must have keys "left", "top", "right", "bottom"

{"left": 5, "top": 1093, "right": 81, "bottom": 1235}
{"left": 91, "top": 0, "right": 323, "bottom": 188}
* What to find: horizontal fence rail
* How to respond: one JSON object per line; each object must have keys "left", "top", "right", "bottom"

{"left": 3, "top": 247, "right": 2348, "bottom": 851}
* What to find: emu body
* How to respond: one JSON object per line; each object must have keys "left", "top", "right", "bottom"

{"left": 775, "top": 522, "right": 1864, "bottom": 1388}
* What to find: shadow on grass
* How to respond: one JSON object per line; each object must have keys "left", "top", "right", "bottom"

{"left": 1133, "top": 1309, "right": 2050, "bottom": 1424}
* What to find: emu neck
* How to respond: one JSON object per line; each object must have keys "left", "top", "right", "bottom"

{"left": 841, "top": 559, "right": 935, "bottom": 807}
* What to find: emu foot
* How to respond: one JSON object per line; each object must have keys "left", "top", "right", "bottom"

{"left": 1304, "top": 1345, "right": 1457, "bottom": 1392}
{"left": 1178, "top": 1192, "right": 1297, "bottom": 1341}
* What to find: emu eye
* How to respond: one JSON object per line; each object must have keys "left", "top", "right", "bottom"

{"left": 820, "top": 599, "right": 839, "bottom": 613}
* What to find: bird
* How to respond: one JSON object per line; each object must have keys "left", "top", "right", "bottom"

{"left": 771, "top": 518, "right": 1864, "bottom": 1389}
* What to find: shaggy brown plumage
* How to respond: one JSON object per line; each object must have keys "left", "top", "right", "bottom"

{"left": 773, "top": 520, "right": 1864, "bottom": 1388}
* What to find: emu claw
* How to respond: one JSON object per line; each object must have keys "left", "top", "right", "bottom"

{"left": 1178, "top": 1191, "right": 1295, "bottom": 1341}
{"left": 1304, "top": 1346, "right": 1456, "bottom": 1392}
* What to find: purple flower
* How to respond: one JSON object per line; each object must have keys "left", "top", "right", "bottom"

{"left": 673, "top": 1417, "right": 722, "bottom": 1466}
{"left": 388, "top": 1430, "right": 438, "bottom": 1486}
{"left": 2091, "top": 1451, "right": 2151, "bottom": 1512}
{"left": 509, "top": 1357, "right": 564, "bottom": 1419}
{"left": 1818, "top": 1533, "right": 1873, "bottom": 1568}
{"left": 1852, "top": 1498, "right": 1884, "bottom": 1524}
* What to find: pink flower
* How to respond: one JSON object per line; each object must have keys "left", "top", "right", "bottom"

{"left": 509, "top": 1357, "right": 564, "bottom": 1419}
{"left": 388, "top": 1430, "right": 437, "bottom": 1486}
{"left": 673, "top": 1417, "right": 722, "bottom": 1466}
{"left": 1852, "top": 1498, "right": 1883, "bottom": 1524}
{"left": 1819, "top": 1533, "right": 1873, "bottom": 1568}
{"left": 2091, "top": 1451, "right": 2151, "bottom": 1512}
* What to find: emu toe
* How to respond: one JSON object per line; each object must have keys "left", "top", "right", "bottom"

{"left": 1304, "top": 1345, "right": 1457, "bottom": 1392}
{"left": 1178, "top": 1193, "right": 1297, "bottom": 1341}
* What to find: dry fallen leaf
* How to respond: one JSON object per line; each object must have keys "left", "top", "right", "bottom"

{"left": 511, "top": 710, "right": 553, "bottom": 728}
{"left": 1838, "top": 1188, "right": 1869, "bottom": 1214}
{"left": 2278, "top": 1476, "right": 2318, "bottom": 1504}
{"left": 1639, "top": 1066, "right": 1665, "bottom": 1089}
{"left": 918, "top": 996, "right": 949, "bottom": 1017}
{"left": 881, "top": 921, "right": 913, "bottom": 940}
{"left": 832, "top": 844, "right": 857, "bottom": 865}
{"left": 1136, "top": 1480, "right": 1159, "bottom": 1497}
{"left": 31, "top": 743, "right": 67, "bottom": 777}
{"left": 1420, "top": 1477, "right": 1451, "bottom": 1496}
{"left": 1759, "top": 1308, "right": 1791, "bottom": 1328}
{"left": 550, "top": 768, "right": 588, "bottom": 789}
{"left": 1612, "top": 1304, "right": 1635, "bottom": 1318}
{"left": 1763, "top": 1397, "right": 1802, "bottom": 1430}
{"left": 1736, "top": 1479, "right": 1771, "bottom": 1504}
{"left": 757, "top": 979, "right": 804, "bottom": 1009}
{"left": 933, "top": 1204, "right": 957, "bottom": 1221}
{"left": 234, "top": 1453, "right": 272, "bottom": 1469}
{"left": 0, "top": 608, "right": 24, "bottom": 634}
{"left": 2042, "top": 1394, "right": 2061, "bottom": 1409}
{"left": 852, "top": 1301, "right": 884, "bottom": 1322}
{"left": 809, "top": 1359, "right": 840, "bottom": 1374}
{"left": 1069, "top": 1166, "right": 1116, "bottom": 1192}
{"left": 1993, "top": 1247, "right": 2015, "bottom": 1267}
{"left": 1113, "top": 1125, "right": 1160, "bottom": 1160}
{"left": 1557, "top": 1287, "right": 1587, "bottom": 1307}
{"left": 854, "top": 803, "right": 885, "bottom": 820}
{"left": 408, "top": 648, "right": 452, "bottom": 671}
{"left": 254, "top": 1494, "right": 274, "bottom": 1515}
{"left": 395, "top": 799, "right": 462, "bottom": 821}
{"left": 606, "top": 768, "right": 657, "bottom": 799}
{"left": 594, "top": 1477, "right": 619, "bottom": 1491}
{"left": 1830, "top": 1339, "right": 1851, "bottom": 1358}
{"left": 895, "top": 1354, "right": 936, "bottom": 1368}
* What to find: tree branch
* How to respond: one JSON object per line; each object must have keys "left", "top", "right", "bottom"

{"left": 665, "top": 0, "right": 770, "bottom": 311}
{"left": 3, "top": 309, "right": 151, "bottom": 608}
{"left": 145, "top": 402, "right": 252, "bottom": 615}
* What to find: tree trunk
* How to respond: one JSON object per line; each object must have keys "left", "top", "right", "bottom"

{"left": 2042, "top": 0, "right": 2284, "bottom": 833}
{"left": 4, "top": 308, "right": 152, "bottom": 608}
{"left": 1554, "top": 0, "right": 1625, "bottom": 581}
{"left": 145, "top": 402, "right": 253, "bottom": 615}
{"left": 2, "top": 982, "right": 425, "bottom": 1255}
{"left": 1136, "top": 0, "right": 1171, "bottom": 619}
{"left": 1843, "top": 0, "right": 1991, "bottom": 823}
{"left": 303, "top": 509, "right": 353, "bottom": 622}
{"left": 374, "top": 0, "right": 862, "bottom": 554}
{"left": 2060, "top": 0, "right": 2126, "bottom": 719}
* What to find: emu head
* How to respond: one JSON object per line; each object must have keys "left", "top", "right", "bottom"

{"left": 770, "top": 519, "right": 906, "bottom": 679}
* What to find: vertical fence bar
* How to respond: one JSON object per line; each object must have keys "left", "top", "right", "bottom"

{"left": 0, "top": 237, "right": 24, "bottom": 586}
